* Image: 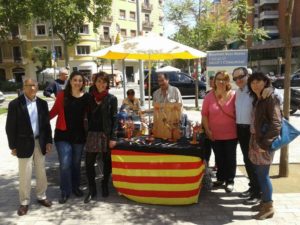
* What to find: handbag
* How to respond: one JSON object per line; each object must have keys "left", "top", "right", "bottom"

{"left": 271, "top": 118, "right": 300, "bottom": 151}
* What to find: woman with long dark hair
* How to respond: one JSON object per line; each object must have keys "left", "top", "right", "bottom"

{"left": 50, "top": 71, "right": 89, "bottom": 204}
{"left": 84, "top": 72, "right": 118, "bottom": 203}
{"left": 247, "top": 72, "right": 281, "bottom": 220}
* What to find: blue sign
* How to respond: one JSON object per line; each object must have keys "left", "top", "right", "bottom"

{"left": 207, "top": 50, "right": 248, "bottom": 67}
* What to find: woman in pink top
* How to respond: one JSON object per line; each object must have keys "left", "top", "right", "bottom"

{"left": 202, "top": 71, "right": 237, "bottom": 193}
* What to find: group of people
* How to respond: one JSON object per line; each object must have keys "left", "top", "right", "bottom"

{"left": 202, "top": 68, "right": 282, "bottom": 220}
{"left": 6, "top": 70, "right": 118, "bottom": 216}
{"left": 6, "top": 66, "right": 282, "bottom": 220}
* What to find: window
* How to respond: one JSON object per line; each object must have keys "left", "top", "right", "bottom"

{"left": 79, "top": 25, "right": 89, "bottom": 34}
{"left": 11, "top": 25, "right": 19, "bottom": 38}
{"left": 103, "top": 27, "right": 110, "bottom": 39}
{"left": 145, "top": 14, "right": 150, "bottom": 22}
{"left": 130, "top": 11, "right": 136, "bottom": 21}
{"left": 130, "top": 30, "right": 136, "bottom": 37}
{"left": 159, "top": 16, "right": 163, "bottom": 25}
{"left": 55, "top": 46, "right": 63, "bottom": 59}
{"left": 13, "top": 46, "right": 22, "bottom": 62}
{"left": 121, "top": 29, "right": 127, "bottom": 37}
{"left": 119, "top": 10, "right": 126, "bottom": 20}
{"left": 36, "top": 25, "right": 46, "bottom": 35}
{"left": 178, "top": 73, "right": 190, "bottom": 83}
{"left": 76, "top": 46, "right": 90, "bottom": 55}
{"left": 144, "top": 0, "right": 149, "bottom": 4}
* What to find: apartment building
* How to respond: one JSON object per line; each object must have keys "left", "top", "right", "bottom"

{"left": 0, "top": 0, "right": 164, "bottom": 83}
{"left": 247, "top": 0, "right": 300, "bottom": 74}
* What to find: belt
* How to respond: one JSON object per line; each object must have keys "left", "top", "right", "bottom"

{"left": 237, "top": 124, "right": 250, "bottom": 128}
{"left": 34, "top": 135, "right": 39, "bottom": 139}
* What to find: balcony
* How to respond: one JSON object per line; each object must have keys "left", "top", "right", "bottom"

{"left": 102, "top": 16, "right": 113, "bottom": 24}
{"left": 262, "top": 25, "right": 279, "bottom": 34}
{"left": 259, "top": 10, "right": 279, "bottom": 20}
{"left": 142, "top": 21, "right": 154, "bottom": 29}
{"left": 259, "top": 0, "right": 279, "bottom": 6}
{"left": 142, "top": 3, "right": 153, "bottom": 12}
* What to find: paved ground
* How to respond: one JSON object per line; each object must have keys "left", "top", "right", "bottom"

{"left": 1, "top": 84, "right": 300, "bottom": 225}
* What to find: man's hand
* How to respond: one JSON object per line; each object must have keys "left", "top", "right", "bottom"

{"left": 11, "top": 149, "right": 17, "bottom": 156}
{"left": 46, "top": 143, "right": 52, "bottom": 154}
{"left": 261, "top": 87, "right": 274, "bottom": 99}
{"left": 109, "top": 140, "right": 117, "bottom": 149}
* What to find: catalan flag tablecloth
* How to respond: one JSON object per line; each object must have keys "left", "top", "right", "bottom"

{"left": 112, "top": 138, "right": 205, "bottom": 205}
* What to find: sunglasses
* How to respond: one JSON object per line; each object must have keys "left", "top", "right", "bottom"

{"left": 233, "top": 74, "right": 246, "bottom": 82}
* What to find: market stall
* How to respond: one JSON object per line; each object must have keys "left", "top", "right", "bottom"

{"left": 111, "top": 137, "right": 205, "bottom": 205}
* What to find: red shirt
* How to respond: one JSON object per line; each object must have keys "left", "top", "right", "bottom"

{"left": 50, "top": 91, "right": 67, "bottom": 130}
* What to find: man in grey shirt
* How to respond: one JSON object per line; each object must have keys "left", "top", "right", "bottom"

{"left": 153, "top": 73, "right": 182, "bottom": 104}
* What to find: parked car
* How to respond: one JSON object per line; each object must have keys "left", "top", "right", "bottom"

{"left": 0, "top": 91, "right": 5, "bottom": 104}
{"left": 272, "top": 73, "right": 300, "bottom": 89}
{"left": 144, "top": 71, "right": 207, "bottom": 98}
{"left": 290, "top": 88, "right": 300, "bottom": 115}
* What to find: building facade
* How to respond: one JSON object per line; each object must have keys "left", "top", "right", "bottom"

{"left": 248, "top": 0, "right": 300, "bottom": 74}
{"left": 0, "top": 0, "right": 164, "bottom": 83}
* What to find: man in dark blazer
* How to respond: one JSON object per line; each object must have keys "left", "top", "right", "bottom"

{"left": 6, "top": 78, "right": 53, "bottom": 216}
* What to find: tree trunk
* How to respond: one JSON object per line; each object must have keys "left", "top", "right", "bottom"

{"left": 63, "top": 41, "right": 69, "bottom": 68}
{"left": 279, "top": 0, "right": 294, "bottom": 177}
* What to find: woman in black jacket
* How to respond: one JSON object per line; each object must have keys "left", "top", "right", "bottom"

{"left": 84, "top": 72, "right": 118, "bottom": 203}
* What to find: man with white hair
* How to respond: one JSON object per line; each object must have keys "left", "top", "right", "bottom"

{"left": 6, "top": 79, "right": 53, "bottom": 216}
{"left": 43, "top": 68, "right": 68, "bottom": 99}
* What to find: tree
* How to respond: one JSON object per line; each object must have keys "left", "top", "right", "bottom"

{"left": 31, "top": 47, "right": 52, "bottom": 70}
{"left": 280, "top": 0, "right": 295, "bottom": 177}
{"left": 31, "top": 0, "right": 112, "bottom": 67}
{"left": 230, "top": 0, "right": 268, "bottom": 47}
{"left": 0, "top": 0, "right": 32, "bottom": 39}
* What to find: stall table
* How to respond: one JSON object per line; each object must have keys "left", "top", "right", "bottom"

{"left": 112, "top": 137, "right": 205, "bottom": 205}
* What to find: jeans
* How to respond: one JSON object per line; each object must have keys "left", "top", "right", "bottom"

{"left": 237, "top": 125, "right": 260, "bottom": 196}
{"left": 56, "top": 141, "right": 84, "bottom": 196}
{"left": 212, "top": 139, "right": 238, "bottom": 184}
{"left": 254, "top": 164, "right": 272, "bottom": 202}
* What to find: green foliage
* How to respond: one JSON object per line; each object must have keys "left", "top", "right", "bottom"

{"left": 0, "top": 0, "right": 32, "bottom": 39}
{"left": 166, "top": 0, "right": 267, "bottom": 52}
{"left": 31, "top": 47, "right": 52, "bottom": 70}
{"left": 31, "top": 0, "right": 112, "bottom": 65}
{"left": 0, "top": 81, "right": 22, "bottom": 92}
{"left": 31, "top": 0, "right": 112, "bottom": 46}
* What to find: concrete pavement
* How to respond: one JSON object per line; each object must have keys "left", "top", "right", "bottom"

{"left": 1, "top": 85, "right": 300, "bottom": 225}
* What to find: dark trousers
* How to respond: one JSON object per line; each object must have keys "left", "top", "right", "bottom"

{"left": 212, "top": 139, "right": 238, "bottom": 184}
{"left": 85, "top": 152, "right": 112, "bottom": 193}
{"left": 203, "top": 138, "right": 212, "bottom": 163}
{"left": 237, "top": 125, "right": 261, "bottom": 195}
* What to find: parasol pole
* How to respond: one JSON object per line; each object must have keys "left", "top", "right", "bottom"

{"left": 148, "top": 56, "right": 151, "bottom": 126}
{"left": 122, "top": 59, "right": 126, "bottom": 99}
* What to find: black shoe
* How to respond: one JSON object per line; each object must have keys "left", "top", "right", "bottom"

{"left": 225, "top": 183, "right": 234, "bottom": 193}
{"left": 213, "top": 181, "right": 224, "bottom": 188}
{"left": 58, "top": 195, "right": 69, "bottom": 204}
{"left": 73, "top": 188, "right": 84, "bottom": 197}
{"left": 84, "top": 192, "right": 97, "bottom": 203}
{"left": 239, "top": 189, "right": 252, "bottom": 198}
{"left": 102, "top": 184, "right": 109, "bottom": 198}
{"left": 243, "top": 195, "right": 261, "bottom": 205}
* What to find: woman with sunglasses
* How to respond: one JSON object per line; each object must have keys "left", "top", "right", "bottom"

{"left": 201, "top": 71, "right": 237, "bottom": 193}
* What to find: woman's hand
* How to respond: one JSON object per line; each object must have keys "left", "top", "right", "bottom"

{"left": 109, "top": 140, "right": 117, "bottom": 149}
{"left": 206, "top": 129, "right": 214, "bottom": 141}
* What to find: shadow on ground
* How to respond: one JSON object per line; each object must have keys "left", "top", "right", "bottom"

{"left": 0, "top": 150, "right": 255, "bottom": 225}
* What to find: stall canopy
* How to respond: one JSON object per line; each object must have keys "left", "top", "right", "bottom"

{"left": 90, "top": 33, "right": 206, "bottom": 105}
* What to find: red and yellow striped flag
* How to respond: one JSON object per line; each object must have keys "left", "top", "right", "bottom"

{"left": 112, "top": 149, "right": 205, "bottom": 205}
